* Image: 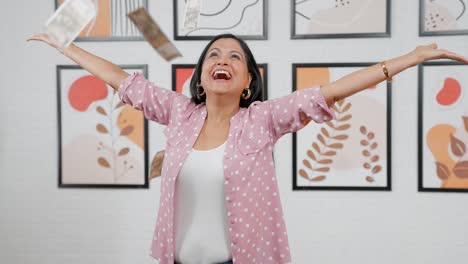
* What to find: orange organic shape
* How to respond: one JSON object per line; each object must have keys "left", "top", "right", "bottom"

{"left": 426, "top": 124, "right": 468, "bottom": 188}
{"left": 427, "top": 124, "right": 456, "bottom": 171}
{"left": 68, "top": 75, "right": 108, "bottom": 111}
{"left": 296, "top": 67, "right": 330, "bottom": 90}
{"left": 436, "top": 78, "right": 461, "bottom": 106}
{"left": 117, "top": 105, "right": 144, "bottom": 149}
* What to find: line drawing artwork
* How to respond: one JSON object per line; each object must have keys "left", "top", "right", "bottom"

{"left": 112, "top": 0, "right": 143, "bottom": 36}
{"left": 293, "top": 0, "right": 389, "bottom": 37}
{"left": 424, "top": 0, "right": 468, "bottom": 32}
{"left": 176, "top": 0, "right": 266, "bottom": 39}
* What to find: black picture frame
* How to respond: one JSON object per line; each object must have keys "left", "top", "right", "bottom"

{"left": 57, "top": 65, "right": 149, "bottom": 188}
{"left": 418, "top": 61, "right": 468, "bottom": 193}
{"left": 173, "top": 0, "right": 268, "bottom": 40}
{"left": 291, "top": 0, "right": 391, "bottom": 39}
{"left": 419, "top": 0, "right": 468, "bottom": 36}
{"left": 54, "top": 0, "right": 148, "bottom": 42}
{"left": 171, "top": 63, "right": 269, "bottom": 100}
{"left": 292, "top": 63, "right": 392, "bottom": 191}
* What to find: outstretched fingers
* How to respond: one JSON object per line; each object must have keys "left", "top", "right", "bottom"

{"left": 439, "top": 49, "right": 468, "bottom": 63}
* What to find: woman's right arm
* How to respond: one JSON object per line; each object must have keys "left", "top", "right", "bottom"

{"left": 28, "top": 33, "right": 192, "bottom": 126}
{"left": 27, "top": 33, "right": 128, "bottom": 90}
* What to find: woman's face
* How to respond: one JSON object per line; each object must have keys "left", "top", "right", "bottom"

{"left": 200, "top": 38, "right": 252, "bottom": 101}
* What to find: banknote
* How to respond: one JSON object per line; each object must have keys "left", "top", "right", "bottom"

{"left": 44, "top": 0, "right": 97, "bottom": 50}
{"left": 128, "top": 8, "right": 182, "bottom": 61}
{"left": 183, "top": 0, "right": 201, "bottom": 31}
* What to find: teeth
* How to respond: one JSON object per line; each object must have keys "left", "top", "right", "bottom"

{"left": 213, "top": 70, "right": 231, "bottom": 79}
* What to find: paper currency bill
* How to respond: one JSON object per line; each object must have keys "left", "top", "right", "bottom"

{"left": 44, "top": 0, "right": 97, "bottom": 50}
{"left": 128, "top": 8, "right": 182, "bottom": 61}
{"left": 183, "top": 0, "right": 201, "bottom": 31}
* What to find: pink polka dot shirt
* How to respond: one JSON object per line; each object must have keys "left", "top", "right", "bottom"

{"left": 118, "top": 73, "right": 335, "bottom": 264}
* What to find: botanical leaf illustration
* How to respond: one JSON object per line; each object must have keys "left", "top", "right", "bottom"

{"left": 299, "top": 98, "right": 351, "bottom": 182}
{"left": 97, "top": 157, "right": 111, "bottom": 168}
{"left": 116, "top": 101, "right": 125, "bottom": 109}
{"left": 96, "top": 124, "right": 109, "bottom": 134}
{"left": 463, "top": 116, "right": 468, "bottom": 132}
{"left": 435, "top": 162, "right": 450, "bottom": 180}
{"left": 96, "top": 106, "right": 107, "bottom": 115}
{"left": 118, "top": 147, "right": 130, "bottom": 156}
{"left": 93, "top": 88, "right": 138, "bottom": 182}
{"left": 120, "top": 125, "right": 134, "bottom": 136}
{"left": 307, "top": 150, "right": 316, "bottom": 161}
{"left": 366, "top": 176, "right": 375, "bottom": 183}
{"left": 453, "top": 161, "right": 468, "bottom": 179}
{"left": 450, "top": 133, "right": 466, "bottom": 157}
{"left": 360, "top": 126, "right": 382, "bottom": 183}
{"left": 311, "top": 176, "right": 326, "bottom": 181}
{"left": 321, "top": 127, "right": 330, "bottom": 137}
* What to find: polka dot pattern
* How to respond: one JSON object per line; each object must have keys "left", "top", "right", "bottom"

{"left": 118, "top": 74, "right": 335, "bottom": 264}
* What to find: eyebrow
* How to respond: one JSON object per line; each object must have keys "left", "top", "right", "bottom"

{"left": 207, "top": 47, "right": 244, "bottom": 58}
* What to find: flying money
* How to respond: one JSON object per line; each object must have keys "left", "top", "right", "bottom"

{"left": 43, "top": 0, "right": 97, "bottom": 50}
{"left": 128, "top": 8, "right": 182, "bottom": 61}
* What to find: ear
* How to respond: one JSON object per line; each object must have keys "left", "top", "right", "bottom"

{"left": 248, "top": 73, "right": 253, "bottom": 87}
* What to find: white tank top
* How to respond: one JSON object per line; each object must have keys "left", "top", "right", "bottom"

{"left": 174, "top": 141, "right": 232, "bottom": 264}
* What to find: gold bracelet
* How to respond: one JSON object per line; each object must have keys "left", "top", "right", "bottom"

{"left": 380, "top": 61, "right": 392, "bottom": 83}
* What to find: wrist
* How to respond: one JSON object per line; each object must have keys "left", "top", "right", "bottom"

{"left": 406, "top": 50, "right": 423, "bottom": 67}
{"left": 61, "top": 43, "right": 74, "bottom": 56}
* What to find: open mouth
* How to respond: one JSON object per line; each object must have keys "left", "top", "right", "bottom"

{"left": 212, "top": 69, "right": 232, "bottom": 80}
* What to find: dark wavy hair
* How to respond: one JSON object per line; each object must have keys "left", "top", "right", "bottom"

{"left": 189, "top": 34, "right": 263, "bottom": 108}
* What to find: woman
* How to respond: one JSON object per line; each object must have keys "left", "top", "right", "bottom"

{"left": 28, "top": 33, "right": 467, "bottom": 264}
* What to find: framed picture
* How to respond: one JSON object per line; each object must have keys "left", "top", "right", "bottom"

{"left": 55, "top": 0, "right": 148, "bottom": 41}
{"left": 292, "top": 63, "right": 392, "bottom": 191}
{"left": 171, "top": 63, "right": 268, "bottom": 100}
{"left": 291, "top": 0, "right": 391, "bottom": 39}
{"left": 57, "top": 65, "right": 149, "bottom": 188}
{"left": 173, "top": 0, "right": 268, "bottom": 40}
{"left": 418, "top": 62, "right": 468, "bottom": 192}
{"left": 419, "top": 0, "right": 468, "bottom": 36}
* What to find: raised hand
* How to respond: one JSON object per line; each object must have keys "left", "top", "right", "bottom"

{"left": 411, "top": 43, "right": 468, "bottom": 64}
{"left": 27, "top": 33, "right": 61, "bottom": 51}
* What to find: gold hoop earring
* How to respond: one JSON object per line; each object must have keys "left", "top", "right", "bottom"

{"left": 242, "top": 88, "right": 251, "bottom": 100}
{"left": 197, "top": 84, "right": 205, "bottom": 97}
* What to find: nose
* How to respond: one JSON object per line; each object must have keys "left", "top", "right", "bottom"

{"left": 216, "top": 55, "right": 229, "bottom": 66}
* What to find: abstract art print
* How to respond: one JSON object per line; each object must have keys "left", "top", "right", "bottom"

{"left": 420, "top": 0, "right": 468, "bottom": 36}
{"left": 292, "top": 63, "right": 391, "bottom": 191}
{"left": 55, "top": 0, "right": 148, "bottom": 41}
{"left": 292, "top": 0, "right": 391, "bottom": 39}
{"left": 57, "top": 65, "right": 149, "bottom": 188}
{"left": 172, "top": 64, "right": 268, "bottom": 99}
{"left": 174, "top": 0, "right": 267, "bottom": 40}
{"left": 418, "top": 62, "right": 468, "bottom": 192}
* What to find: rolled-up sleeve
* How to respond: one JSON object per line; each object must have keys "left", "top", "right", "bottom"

{"left": 118, "top": 73, "right": 189, "bottom": 126}
{"left": 263, "top": 86, "right": 335, "bottom": 142}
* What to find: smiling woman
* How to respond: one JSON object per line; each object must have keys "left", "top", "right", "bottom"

{"left": 28, "top": 29, "right": 468, "bottom": 263}
{"left": 189, "top": 34, "right": 263, "bottom": 108}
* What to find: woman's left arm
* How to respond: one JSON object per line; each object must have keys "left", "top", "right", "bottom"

{"left": 320, "top": 43, "right": 468, "bottom": 106}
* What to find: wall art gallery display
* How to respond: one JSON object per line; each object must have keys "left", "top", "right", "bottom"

{"left": 418, "top": 62, "right": 468, "bottom": 192}
{"left": 292, "top": 63, "right": 392, "bottom": 190}
{"left": 420, "top": 0, "right": 468, "bottom": 36}
{"left": 57, "top": 65, "right": 149, "bottom": 188}
{"left": 174, "top": 0, "right": 267, "bottom": 40}
{"left": 56, "top": 0, "right": 148, "bottom": 41}
{"left": 292, "top": 0, "right": 391, "bottom": 38}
